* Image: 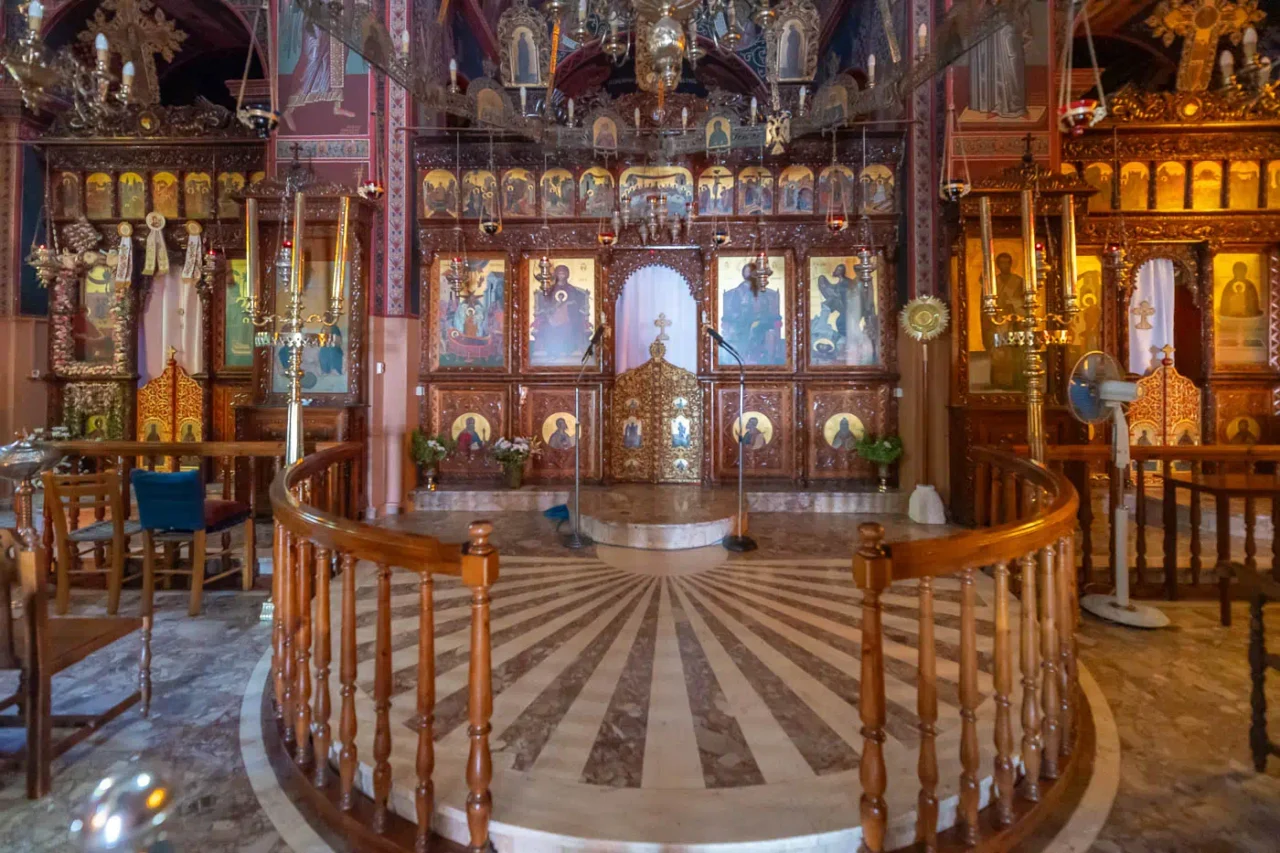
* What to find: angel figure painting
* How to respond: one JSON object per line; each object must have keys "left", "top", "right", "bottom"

{"left": 809, "top": 256, "right": 879, "bottom": 366}
{"left": 279, "top": 0, "right": 368, "bottom": 134}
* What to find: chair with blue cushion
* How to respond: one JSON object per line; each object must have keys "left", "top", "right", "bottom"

{"left": 130, "top": 469, "right": 253, "bottom": 616}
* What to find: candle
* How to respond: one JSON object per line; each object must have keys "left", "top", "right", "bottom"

{"left": 979, "top": 196, "right": 995, "bottom": 306}
{"left": 449, "top": 58, "right": 458, "bottom": 89}
{"left": 798, "top": 86, "right": 806, "bottom": 113}
{"left": 681, "top": 107, "right": 688, "bottom": 132}
{"left": 568, "top": 98, "right": 575, "bottom": 124}
{"left": 750, "top": 96, "right": 757, "bottom": 124}
{"left": 867, "top": 54, "right": 876, "bottom": 88}
{"left": 95, "top": 32, "right": 109, "bottom": 63}
{"left": 122, "top": 61, "right": 135, "bottom": 83}
{"left": 1061, "top": 195, "right": 1077, "bottom": 305}
{"left": 27, "top": 0, "right": 43, "bottom": 31}
{"left": 578, "top": 0, "right": 587, "bottom": 20}
{"left": 726, "top": 2, "right": 736, "bottom": 27}
{"left": 634, "top": 107, "right": 641, "bottom": 129}
{"left": 917, "top": 23, "right": 928, "bottom": 56}
{"left": 401, "top": 30, "right": 409, "bottom": 55}
{"left": 520, "top": 85, "right": 527, "bottom": 114}
{"left": 1244, "top": 26, "right": 1258, "bottom": 62}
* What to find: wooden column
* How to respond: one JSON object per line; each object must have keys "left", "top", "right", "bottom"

{"left": 372, "top": 562, "right": 393, "bottom": 832}
{"left": 416, "top": 570, "right": 437, "bottom": 853}
{"left": 958, "top": 566, "right": 980, "bottom": 845}
{"left": 993, "top": 558, "right": 1016, "bottom": 825}
{"left": 916, "top": 575, "right": 939, "bottom": 851}
{"left": 313, "top": 547, "right": 333, "bottom": 786}
{"left": 853, "top": 523, "right": 890, "bottom": 853}
{"left": 1019, "top": 551, "right": 1043, "bottom": 800}
{"left": 463, "top": 522, "right": 499, "bottom": 853}
{"left": 338, "top": 552, "right": 359, "bottom": 810}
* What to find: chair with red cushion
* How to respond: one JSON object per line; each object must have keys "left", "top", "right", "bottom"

{"left": 130, "top": 469, "right": 253, "bottom": 616}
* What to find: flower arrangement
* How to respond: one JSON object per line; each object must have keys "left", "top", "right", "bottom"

{"left": 854, "top": 433, "right": 903, "bottom": 465}
{"left": 491, "top": 436, "right": 542, "bottom": 488}
{"left": 409, "top": 429, "right": 454, "bottom": 467}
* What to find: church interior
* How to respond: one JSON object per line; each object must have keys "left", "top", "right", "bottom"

{"left": 1, "top": 0, "right": 1280, "bottom": 850}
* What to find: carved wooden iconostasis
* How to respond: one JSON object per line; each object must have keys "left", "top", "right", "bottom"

{"left": 233, "top": 172, "right": 375, "bottom": 454}
{"left": 39, "top": 105, "right": 266, "bottom": 444}
{"left": 415, "top": 133, "right": 903, "bottom": 486}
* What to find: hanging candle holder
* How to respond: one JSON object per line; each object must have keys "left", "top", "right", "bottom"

{"left": 1056, "top": 0, "right": 1107, "bottom": 135}
{"left": 597, "top": 210, "right": 618, "bottom": 247}
{"left": 825, "top": 133, "right": 849, "bottom": 233}
{"left": 939, "top": 105, "right": 972, "bottom": 202}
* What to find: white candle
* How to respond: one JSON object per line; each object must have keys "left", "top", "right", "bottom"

{"left": 634, "top": 107, "right": 641, "bottom": 129}
{"left": 1243, "top": 26, "right": 1258, "bottom": 62}
{"left": 401, "top": 30, "right": 410, "bottom": 55}
{"left": 798, "top": 86, "right": 806, "bottom": 113}
{"left": 750, "top": 96, "right": 757, "bottom": 124}
{"left": 578, "top": 0, "right": 587, "bottom": 20}
{"left": 868, "top": 54, "right": 876, "bottom": 88}
{"left": 28, "top": 0, "right": 43, "bottom": 31}
{"left": 917, "top": 23, "right": 928, "bottom": 56}
{"left": 94, "top": 33, "right": 108, "bottom": 66}
{"left": 122, "top": 61, "right": 135, "bottom": 83}
{"left": 681, "top": 107, "right": 688, "bottom": 131}
{"left": 449, "top": 58, "right": 458, "bottom": 89}
{"left": 519, "top": 85, "right": 527, "bottom": 113}
{"left": 568, "top": 98, "right": 575, "bottom": 124}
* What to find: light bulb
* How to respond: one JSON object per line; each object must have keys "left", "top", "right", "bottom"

{"left": 122, "top": 61, "right": 135, "bottom": 82}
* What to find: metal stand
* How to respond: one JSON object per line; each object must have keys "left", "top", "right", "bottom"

{"left": 707, "top": 329, "right": 756, "bottom": 552}
{"left": 563, "top": 329, "right": 603, "bottom": 550}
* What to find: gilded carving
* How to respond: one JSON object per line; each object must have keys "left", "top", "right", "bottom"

{"left": 611, "top": 335, "right": 702, "bottom": 483}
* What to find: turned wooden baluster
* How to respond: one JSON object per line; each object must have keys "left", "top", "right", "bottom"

{"left": 281, "top": 530, "right": 296, "bottom": 747}
{"left": 916, "top": 576, "right": 939, "bottom": 851}
{"left": 338, "top": 552, "right": 359, "bottom": 810}
{"left": 992, "top": 558, "right": 1016, "bottom": 826}
{"left": 372, "top": 562, "right": 393, "bottom": 832}
{"left": 1163, "top": 459, "right": 1178, "bottom": 600}
{"left": 1190, "top": 460, "right": 1203, "bottom": 586}
{"left": 1134, "top": 461, "right": 1147, "bottom": 580}
{"left": 272, "top": 520, "right": 286, "bottom": 722}
{"left": 958, "top": 566, "right": 980, "bottom": 846}
{"left": 1070, "top": 460, "right": 1094, "bottom": 585}
{"left": 1019, "top": 551, "right": 1043, "bottom": 800}
{"left": 313, "top": 546, "right": 333, "bottom": 786}
{"left": 1040, "top": 544, "right": 1061, "bottom": 779}
{"left": 1057, "top": 534, "right": 1075, "bottom": 760}
{"left": 1003, "top": 472, "right": 1018, "bottom": 523}
{"left": 416, "top": 570, "right": 437, "bottom": 853}
{"left": 463, "top": 521, "right": 499, "bottom": 853}
{"left": 853, "top": 523, "right": 890, "bottom": 853}
{"left": 1216, "top": 495, "right": 1232, "bottom": 627}
{"left": 1273, "top": 494, "right": 1280, "bottom": 581}
{"left": 295, "top": 536, "right": 314, "bottom": 765}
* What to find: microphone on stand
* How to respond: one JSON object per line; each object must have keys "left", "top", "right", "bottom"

{"left": 581, "top": 324, "right": 607, "bottom": 362}
{"left": 703, "top": 324, "right": 742, "bottom": 361}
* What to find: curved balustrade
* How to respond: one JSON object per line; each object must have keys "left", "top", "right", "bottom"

{"left": 854, "top": 447, "right": 1083, "bottom": 851}
{"left": 268, "top": 442, "right": 498, "bottom": 853}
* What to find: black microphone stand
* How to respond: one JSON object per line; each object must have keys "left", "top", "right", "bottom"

{"left": 705, "top": 327, "right": 757, "bottom": 552}
{"left": 563, "top": 328, "right": 603, "bottom": 549}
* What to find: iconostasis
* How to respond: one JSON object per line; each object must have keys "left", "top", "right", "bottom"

{"left": 415, "top": 133, "right": 904, "bottom": 485}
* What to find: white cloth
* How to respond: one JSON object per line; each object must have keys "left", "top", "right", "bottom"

{"left": 180, "top": 232, "right": 202, "bottom": 286}
{"left": 1128, "top": 259, "right": 1175, "bottom": 376}
{"left": 139, "top": 267, "right": 202, "bottom": 383}
{"left": 614, "top": 265, "right": 697, "bottom": 373}
{"left": 113, "top": 233, "right": 132, "bottom": 285}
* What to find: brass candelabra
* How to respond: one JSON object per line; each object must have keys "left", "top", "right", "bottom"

{"left": 240, "top": 192, "right": 350, "bottom": 465}
{"left": 979, "top": 186, "right": 1080, "bottom": 464}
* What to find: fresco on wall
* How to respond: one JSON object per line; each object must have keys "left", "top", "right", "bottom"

{"left": 461, "top": 170, "right": 497, "bottom": 218}
{"left": 738, "top": 167, "right": 774, "bottom": 215}
{"left": 618, "top": 167, "right": 693, "bottom": 220}
{"left": 1084, "top": 162, "right": 1112, "bottom": 213}
{"left": 541, "top": 169, "right": 575, "bottom": 218}
{"left": 152, "top": 172, "right": 178, "bottom": 218}
{"left": 859, "top": 164, "right": 894, "bottom": 213}
{"left": 1155, "top": 162, "right": 1185, "bottom": 210}
{"left": 698, "top": 166, "right": 734, "bottom": 215}
{"left": 1192, "top": 161, "right": 1222, "bottom": 210}
{"left": 818, "top": 165, "right": 855, "bottom": 217}
{"left": 422, "top": 170, "right": 459, "bottom": 218}
{"left": 225, "top": 259, "right": 254, "bottom": 368}
{"left": 184, "top": 172, "right": 213, "bottom": 219}
{"left": 1268, "top": 162, "right": 1280, "bottom": 209}
{"left": 1119, "top": 162, "right": 1149, "bottom": 210}
{"left": 57, "top": 172, "right": 80, "bottom": 218}
{"left": 74, "top": 264, "right": 116, "bottom": 364}
{"left": 502, "top": 168, "right": 537, "bottom": 217}
{"left": 579, "top": 167, "right": 614, "bottom": 216}
{"left": 967, "top": 237, "right": 1027, "bottom": 392}
{"left": 1066, "top": 255, "right": 1103, "bottom": 371}
{"left": 119, "top": 172, "right": 146, "bottom": 220}
{"left": 778, "top": 166, "right": 814, "bottom": 214}
{"left": 85, "top": 173, "right": 113, "bottom": 220}
{"left": 1213, "top": 252, "right": 1267, "bottom": 367}
{"left": 278, "top": 1, "right": 369, "bottom": 135}
{"left": 217, "top": 172, "right": 245, "bottom": 219}
{"left": 1229, "top": 161, "right": 1260, "bottom": 210}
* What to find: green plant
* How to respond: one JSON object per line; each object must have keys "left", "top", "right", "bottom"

{"left": 409, "top": 429, "right": 454, "bottom": 466}
{"left": 490, "top": 436, "right": 542, "bottom": 473}
{"left": 855, "top": 433, "right": 903, "bottom": 465}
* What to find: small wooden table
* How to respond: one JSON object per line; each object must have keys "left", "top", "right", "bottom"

{"left": 1166, "top": 472, "right": 1280, "bottom": 627}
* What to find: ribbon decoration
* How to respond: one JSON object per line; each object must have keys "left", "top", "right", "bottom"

{"left": 180, "top": 221, "right": 203, "bottom": 286}
{"left": 113, "top": 222, "right": 133, "bottom": 285}
{"left": 142, "top": 211, "right": 169, "bottom": 275}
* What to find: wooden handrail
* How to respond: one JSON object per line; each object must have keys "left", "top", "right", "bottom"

{"left": 877, "top": 448, "right": 1078, "bottom": 580}
{"left": 50, "top": 440, "right": 291, "bottom": 457}
{"left": 1023, "top": 443, "right": 1280, "bottom": 461}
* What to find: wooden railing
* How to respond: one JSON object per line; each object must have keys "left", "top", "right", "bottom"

{"left": 1036, "top": 444, "right": 1280, "bottom": 601}
{"left": 269, "top": 442, "right": 498, "bottom": 852}
{"left": 854, "top": 447, "right": 1081, "bottom": 851}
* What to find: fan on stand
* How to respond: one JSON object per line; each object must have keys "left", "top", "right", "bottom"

{"left": 1067, "top": 351, "right": 1169, "bottom": 628}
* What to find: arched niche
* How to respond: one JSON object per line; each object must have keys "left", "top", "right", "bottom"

{"left": 1122, "top": 247, "right": 1203, "bottom": 380}
{"left": 614, "top": 265, "right": 697, "bottom": 374}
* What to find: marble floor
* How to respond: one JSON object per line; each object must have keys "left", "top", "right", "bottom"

{"left": 0, "top": 507, "right": 1278, "bottom": 851}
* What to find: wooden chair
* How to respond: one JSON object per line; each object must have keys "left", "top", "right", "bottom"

{"left": 43, "top": 470, "right": 142, "bottom": 616}
{"left": 131, "top": 469, "right": 253, "bottom": 616}
{"left": 0, "top": 530, "right": 152, "bottom": 799}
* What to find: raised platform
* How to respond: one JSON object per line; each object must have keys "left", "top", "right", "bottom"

{"left": 411, "top": 484, "right": 904, "bottom": 550}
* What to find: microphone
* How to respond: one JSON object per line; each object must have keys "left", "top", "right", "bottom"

{"left": 703, "top": 324, "right": 728, "bottom": 348}
{"left": 581, "top": 324, "right": 607, "bottom": 361}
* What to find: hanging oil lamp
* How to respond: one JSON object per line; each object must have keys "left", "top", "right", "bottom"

{"left": 713, "top": 224, "right": 732, "bottom": 247}
{"left": 1056, "top": 0, "right": 1107, "bottom": 135}
{"left": 939, "top": 105, "right": 971, "bottom": 201}
{"left": 824, "top": 133, "right": 849, "bottom": 232}
{"left": 597, "top": 210, "right": 618, "bottom": 247}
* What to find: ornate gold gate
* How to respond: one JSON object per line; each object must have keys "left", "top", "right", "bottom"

{"left": 610, "top": 327, "right": 702, "bottom": 483}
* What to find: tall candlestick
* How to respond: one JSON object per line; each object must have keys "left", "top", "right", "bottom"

{"left": 1020, "top": 188, "right": 1037, "bottom": 301}
{"left": 520, "top": 85, "right": 527, "bottom": 114}
{"left": 917, "top": 23, "right": 928, "bottom": 56}
{"left": 979, "top": 196, "right": 995, "bottom": 307}
{"left": 401, "top": 30, "right": 410, "bottom": 56}
{"left": 1061, "top": 195, "right": 1077, "bottom": 309}
{"left": 244, "top": 198, "right": 259, "bottom": 302}
{"left": 578, "top": 0, "right": 587, "bottom": 21}
{"left": 331, "top": 196, "right": 352, "bottom": 314}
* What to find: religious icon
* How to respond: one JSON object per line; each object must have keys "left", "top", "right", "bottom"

{"left": 818, "top": 165, "right": 855, "bottom": 214}
{"left": 435, "top": 257, "right": 505, "bottom": 369}
{"left": 1119, "top": 162, "right": 1149, "bottom": 211}
{"left": 271, "top": 254, "right": 350, "bottom": 394}
{"left": 74, "top": 264, "right": 116, "bottom": 364}
{"left": 777, "top": 166, "right": 814, "bottom": 214}
{"left": 543, "top": 412, "right": 577, "bottom": 450}
{"left": 541, "top": 169, "right": 575, "bottom": 218}
{"left": 1066, "top": 255, "right": 1104, "bottom": 369}
{"left": 502, "top": 168, "right": 537, "bottom": 217}
{"left": 57, "top": 172, "right": 81, "bottom": 218}
{"left": 622, "top": 399, "right": 643, "bottom": 449}
{"left": 716, "top": 254, "right": 787, "bottom": 367}
{"left": 1155, "top": 161, "right": 1186, "bottom": 210}
{"left": 279, "top": 1, "right": 365, "bottom": 133}
{"left": 1084, "top": 162, "right": 1113, "bottom": 213}
{"left": 1213, "top": 253, "right": 1267, "bottom": 367}
{"left": 1192, "top": 160, "right": 1222, "bottom": 210}
{"left": 1268, "top": 162, "right": 1280, "bottom": 209}
{"left": 965, "top": 12, "right": 1027, "bottom": 119}
{"left": 698, "top": 167, "right": 734, "bottom": 216}
{"left": 217, "top": 172, "right": 245, "bottom": 219}
{"left": 859, "top": 164, "right": 894, "bottom": 214}
{"left": 823, "top": 413, "right": 865, "bottom": 450}
{"left": 451, "top": 413, "right": 491, "bottom": 456}
{"left": 967, "top": 238, "right": 1027, "bottom": 392}
{"left": 528, "top": 257, "right": 595, "bottom": 367}
{"left": 476, "top": 89, "right": 505, "bottom": 125}
{"left": 670, "top": 416, "right": 691, "bottom": 448}
{"left": 184, "top": 172, "right": 213, "bottom": 219}
{"left": 618, "top": 167, "right": 693, "bottom": 220}
{"left": 510, "top": 27, "right": 542, "bottom": 86}
{"left": 1228, "top": 161, "right": 1260, "bottom": 210}
{"left": 1226, "top": 415, "right": 1261, "bottom": 445}
{"left": 777, "top": 19, "right": 807, "bottom": 81}
{"left": 119, "top": 173, "right": 146, "bottom": 220}
{"left": 84, "top": 173, "right": 113, "bottom": 220}
{"left": 737, "top": 167, "right": 774, "bottom": 215}
{"left": 579, "top": 167, "right": 614, "bottom": 217}
{"left": 705, "top": 117, "right": 732, "bottom": 152}
{"left": 461, "top": 170, "right": 497, "bottom": 219}
{"left": 152, "top": 172, "right": 179, "bottom": 219}
{"left": 225, "top": 259, "right": 254, "bottom": 368}
{"left": 422, "top": 169, "right": 460, "bottom": 218}
{"left": 84, "top": 415, "right": 110, "bottom": 440}
{"left": 815, "top": 83, "right": 849, "bottom": 124}
{"left": 731, "top": 411, "right": 774, "bottom": 450}
{"left": 591, "top": 116, "right": 618, "bottom": 152}
{"left": 809, "top": 256, "right": 879, "bottom": 366}
{"left": 141, "top": 419, "right": 164, "bottom": 442}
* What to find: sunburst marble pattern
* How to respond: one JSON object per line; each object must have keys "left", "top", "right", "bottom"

{"left": 327, "top": 549, "right": 1020, "bottom": 850}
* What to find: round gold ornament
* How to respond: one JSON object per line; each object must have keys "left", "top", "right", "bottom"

{"left": 900, "top": 295, "right": 950, "bottom": 342}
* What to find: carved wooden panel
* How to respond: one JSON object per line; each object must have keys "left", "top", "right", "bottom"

{"left": 804, "top": 384, "right": 893, "bottom": 482}
{"left": 712, "top": 383, "right": 795, "bottom": 481}
{"left": 212, "top": 382, "right": 251, "bottom": 442}
{"left": 427, "top": 384, "right": 508, "bottom": 479}
{"left": 518, "top": 384, "right": 601, "bottom": 482}
{"left": 1208, "top": 384, "right": 1273, "bottom": 444}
